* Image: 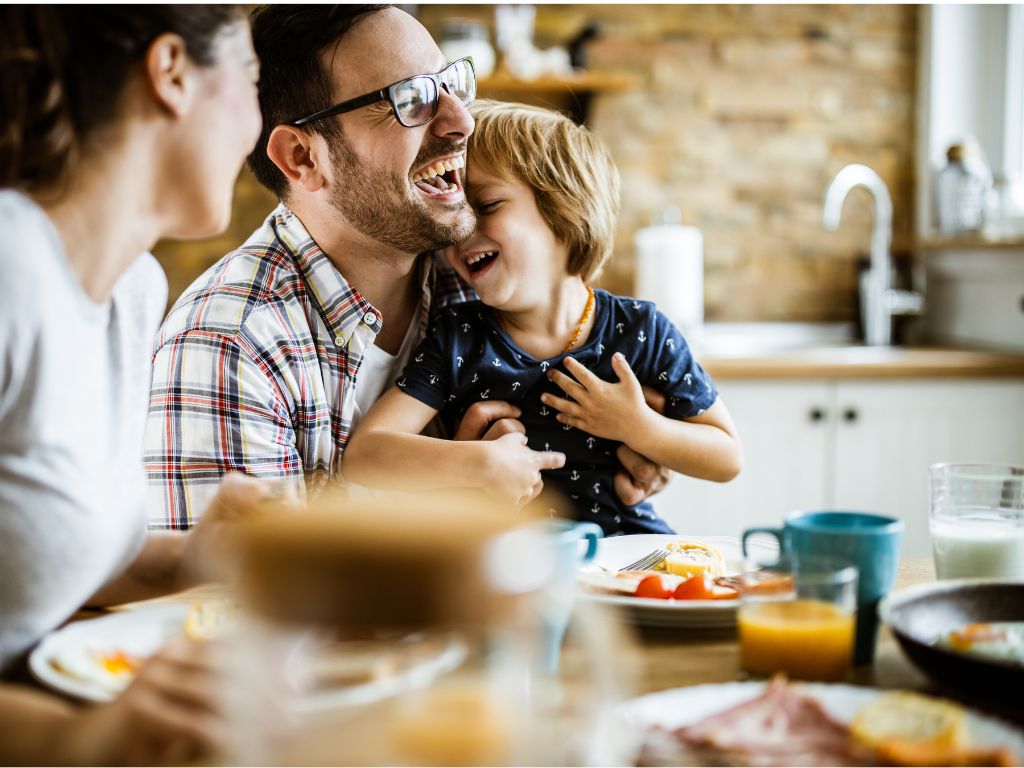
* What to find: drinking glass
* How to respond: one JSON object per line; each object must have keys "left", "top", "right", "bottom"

{"left": 929, "top": 463, "right": 1024, "bottom": 580}
{"left": 738, "top": 555, "right": 858, "bottom": 682}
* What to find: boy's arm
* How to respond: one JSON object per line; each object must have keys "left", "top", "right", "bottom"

{"left": 343, "top": 388, "right": 565, "bottom": 500}
{"left": 543, "top": 353, "right": 742, "bottom": 482}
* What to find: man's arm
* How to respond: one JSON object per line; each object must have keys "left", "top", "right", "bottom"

{"left": 144, "top": 330, "right": 303, "bottom": 531}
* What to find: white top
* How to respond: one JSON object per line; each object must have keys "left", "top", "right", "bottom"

{"left": 0, "top": 191, "right": 167, "bottom": 673}
{"left": 350, "top": 315, "right": 419, "bottom": 431}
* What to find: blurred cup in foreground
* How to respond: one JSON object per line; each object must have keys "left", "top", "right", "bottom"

{"left": 929, "top": 463, "right": 1024, "bottom": 581}
{"left": 738, "top": 555, "right": 858, "bottom": 682}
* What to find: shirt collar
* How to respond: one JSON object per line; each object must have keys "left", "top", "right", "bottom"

{"left": 270, "top": 202, "right": 437, "bottom": 348}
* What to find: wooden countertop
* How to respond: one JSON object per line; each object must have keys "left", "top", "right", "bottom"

{"left": 699, "top": 346, "right": 1024, "bottom": 380}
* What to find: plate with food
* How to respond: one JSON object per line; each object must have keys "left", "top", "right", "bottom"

{"left": 615, "top": 676, "right": 1024, "bottom": 766}
{"left": 576, "top": 534, "right": 777, "bottom": 628}
{"left": 29, "top": 598, "right": 239, "bottom": 702}
{"left": 30, "top": 598, "right": 465, "bottom": 711}
{"left": 880, "top": 580, "right": 1024, "bottom": 705}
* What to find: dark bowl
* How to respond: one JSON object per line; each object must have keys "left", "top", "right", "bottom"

{"left": 879, "top": 580, "right": 1024, "bottom": 704}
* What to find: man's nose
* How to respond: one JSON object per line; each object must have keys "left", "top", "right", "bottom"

{"left": 431, "top": 87, "right": 474, "bottom": 140}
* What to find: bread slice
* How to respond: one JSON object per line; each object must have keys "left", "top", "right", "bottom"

{"left": 183, "top": 598, "right": 239, "bottom": 640}
{"left": 851, "top": 691, "right": 968, "bottom": 751}
{"left": 659, "top": 540, "right": 726, "bottom": 579}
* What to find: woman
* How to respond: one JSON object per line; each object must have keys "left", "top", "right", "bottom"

{"left": 0, "top": 6, "right": 267, "bottom": 763}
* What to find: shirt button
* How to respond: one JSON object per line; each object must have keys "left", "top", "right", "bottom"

{"left": 362, "top": 311, "right": 378, "bottom": 326}
{"left": 335, "top": 336, "right": 344, "bottom": 346}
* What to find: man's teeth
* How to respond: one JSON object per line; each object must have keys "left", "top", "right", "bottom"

{"left": 411, "top": 154, "right": 465, "bottom": 183}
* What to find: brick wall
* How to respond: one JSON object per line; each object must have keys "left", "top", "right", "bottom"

{"left": 153, "top": 4, "right": 917, "bottom": 323}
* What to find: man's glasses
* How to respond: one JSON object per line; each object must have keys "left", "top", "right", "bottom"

{"left": 290, "top": 57, "right": 476, "bottom": 129}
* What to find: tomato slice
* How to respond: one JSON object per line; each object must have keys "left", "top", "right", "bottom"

{"left": 671, "top": 574, "right": 740, "bottom": 601}
{"left": 634, "top": 574, "right": 673, "bottom": 600}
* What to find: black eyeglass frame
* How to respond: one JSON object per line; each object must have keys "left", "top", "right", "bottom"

{"left": 289, "top": 57, "right": 476, "bottom": 129}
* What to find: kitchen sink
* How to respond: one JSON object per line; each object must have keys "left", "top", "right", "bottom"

{"left": 696, "top": 322, "right": 861, "bottom": 357}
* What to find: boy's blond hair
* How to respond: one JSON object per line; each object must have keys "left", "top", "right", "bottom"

{"left": 467, "top": 100, "right": 621, "bottom": 283}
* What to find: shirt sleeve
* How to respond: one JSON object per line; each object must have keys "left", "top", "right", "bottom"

{"left": 394, "top": 315, "right": 455, "bottom": 411}
{"left": 637, "top": 307, "right": 719, "bottom": 420}
{"left": 144, "top": 329, "right": 303, "bottom": 530}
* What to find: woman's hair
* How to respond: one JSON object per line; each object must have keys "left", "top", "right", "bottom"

{"left": 467, "top": 100, "right": 621, "bottom": 283}
{"left": 0, "top": 5, "right": 248, "bottom": 194}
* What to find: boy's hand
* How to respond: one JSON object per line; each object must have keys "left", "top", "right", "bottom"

{"left": 542, "top": 353, "right": 647, "bottom": 444}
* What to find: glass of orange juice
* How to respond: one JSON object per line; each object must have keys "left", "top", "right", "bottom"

{"left": 737, "top": 556, "right": 858, "bottom": 682}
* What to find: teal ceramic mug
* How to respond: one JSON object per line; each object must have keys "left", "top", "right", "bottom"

{"left": 742, "top": 510, "right": 903, "bottom": 666}
{"left": 538, "top": 520, "right": 603, "bottom": 674}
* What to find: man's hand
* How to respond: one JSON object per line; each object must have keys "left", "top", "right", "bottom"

{"left": 452, "top": 400, "right": 524, "bottom": 441}
{"left": 614, "top": 444, "right": 671, "bottom": 506}
{"left": 483, "top": 432, "right": 565, "bottom": 508}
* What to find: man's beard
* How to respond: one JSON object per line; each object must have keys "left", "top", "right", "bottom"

{"left": 327, "top": 132, "right": 475, "bottom": 254}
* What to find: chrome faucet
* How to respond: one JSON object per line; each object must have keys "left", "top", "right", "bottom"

{"left": 823, "top": 164, "right": 923, "bottom": 346}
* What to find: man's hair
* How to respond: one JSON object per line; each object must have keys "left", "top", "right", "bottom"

{"left": 247, "top": 4, "right": 387, "bottom": 199}
{"left": 467, "top": 100, "right": 621, "bottom": 283}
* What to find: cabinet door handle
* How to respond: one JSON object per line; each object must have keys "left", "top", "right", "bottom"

{"left": 809, "top": 407, "right": 826, "bottom": 423}
{"left": 843, "top": 407, "right": 859, "bottom": 423}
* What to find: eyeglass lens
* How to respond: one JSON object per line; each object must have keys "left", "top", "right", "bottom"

{"left": 393, "top": 59, "right": 476, "bottom": 127}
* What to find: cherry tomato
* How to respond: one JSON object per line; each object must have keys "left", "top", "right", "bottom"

{"left": 634, "top": 575, "right": 673, "bottom": 600}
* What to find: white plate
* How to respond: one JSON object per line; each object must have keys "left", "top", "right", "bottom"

{"left": 577, "top": 534, "right": 776, "bottom": 628}
{"left": 615, "top": 681, "right": 1024, "bottom": 761}
{"left": 30, "top": 603, "right": 189, "bottom": 702}
{"left": 30, "top": 603, "right": 467, "bottom": 711}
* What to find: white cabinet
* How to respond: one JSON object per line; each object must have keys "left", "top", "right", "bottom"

{"left": 655, "top": 379, "right": 1024, "bottom": 556}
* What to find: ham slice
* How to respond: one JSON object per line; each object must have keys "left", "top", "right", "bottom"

{"left": 640, "top": 677, "right": 879, "bottom": 767}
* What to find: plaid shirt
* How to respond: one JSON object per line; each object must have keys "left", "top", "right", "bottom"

{"left": 145, "top": 203, "right": 474, "bottom": 529}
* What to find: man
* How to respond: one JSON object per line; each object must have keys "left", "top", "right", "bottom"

{"left": 145, "top": 5, "right": 666, "bottom": 529}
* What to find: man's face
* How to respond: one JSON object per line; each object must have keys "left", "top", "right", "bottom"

{"left": 323, "top": 8, "right": 476, "bottom": 254}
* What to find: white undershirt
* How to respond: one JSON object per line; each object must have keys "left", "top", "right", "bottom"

{"left": 350, "top": 310, "right": 420, "bottom": 430}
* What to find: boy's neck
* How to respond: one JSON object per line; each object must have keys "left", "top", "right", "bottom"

{"left": 496, "top": 278, "right": 596, "bottom": 359}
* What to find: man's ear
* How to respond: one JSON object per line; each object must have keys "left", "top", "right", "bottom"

{"left": 267, "top": 125, "right": 328, "bottom": 193}
{"left": 144, "top": 33, "right": 191, "bottom": 117}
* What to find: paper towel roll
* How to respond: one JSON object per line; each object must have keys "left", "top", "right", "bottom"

{"left": 634, "top": 224, "right": 704, "bottom": 342}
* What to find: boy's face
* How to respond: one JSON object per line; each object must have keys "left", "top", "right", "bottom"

{"left": 445, "top": 159, "right": 570, "bottom": 311}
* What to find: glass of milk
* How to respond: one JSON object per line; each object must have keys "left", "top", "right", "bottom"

{"left": 929, "top": 463, "right": 1024, "bottom": 580}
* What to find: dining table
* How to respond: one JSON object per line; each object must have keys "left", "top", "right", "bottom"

{"left": 612, "top": 555, "right": 1024, "bottom": 727}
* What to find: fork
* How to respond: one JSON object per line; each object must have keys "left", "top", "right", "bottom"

{"left": 618, "top": 548, "right": 670, "bottom": 572}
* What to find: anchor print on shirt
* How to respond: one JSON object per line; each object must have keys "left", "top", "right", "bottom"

{"left": 637, "top": 330, "right": 647, "bottom": 343}
{"left": 460, "top": 323, "right": 471, "bottom": 333}
{"left": 592, "top": 482, "right": 601, "bottom": 495}
{"left": 658, "top": 371, "right": 669, "bottom": 382}
{"left": 590, "top": 504, "right": 600, "bottom": 515}
{"left": 570, "top": 470, "right": 580, "bottom": 481}
{"left": 539, "top": 405, "right": 550, "bottom": 416}
{"left": 511, "top": 381, "right": 521, "bottom": 391}
{"left": 544, "top": 442, "right": 551, "bottom": 452}
{"left": 616, "top": 322, "right": 624, "bottom": 335}
{"left": 428, "top": 374, "right": 438, "bottom": 385}
{"left": 540, "top": 360, "right": 550, "bottom": 372}
{"left": 414, "top": 352, "right": 424, "bottom": 363}
{"left": 597, "top": 343, "right": 605, "bottom": 356}
{"left": 665, "top": 338, "right": 676, "bottom": 351}
{"left": 480, "top": 389, "right": 490, "bottom": 399}
{"left": 631, "top": 301, "right": 641, "bottom": 310}
{"left": 684, "top": 373, "right": 693, "bottom": 387}
{"left": 397, "top": 377, "right": 407, "bottom": 388}
{"left": 456, "top": 356, "right": 464, "bottom": 368}
{"left": 585, "top": 437, "right": 597, "bottom": 450}
{"left": 471, "top": 372, "right": 479, "bottom": 383}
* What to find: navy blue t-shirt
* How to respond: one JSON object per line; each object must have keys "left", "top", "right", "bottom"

{"left": 396, "top": 290, "right": 719, "bottom": 536}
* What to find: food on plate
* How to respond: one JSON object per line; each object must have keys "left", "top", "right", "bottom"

{"left": 637, "top": 677, "right": 1019, "bottom": 767}
{"left": 851, "top": 691, "right": 1017, "bottom": 767}
{"left": 850, "top": 690, "right": 966, "bottom": 750}
{"left": 577, "top": 569, "right": 738, "bottom": 602}
{"left": 183, "top": 598, "right": 240, "bottom": 640}
{"left": 937, "top": 622, "right": 1024, "bottom": 666}
{"left": 654, "top": 539, "right": 727, "bottom": 579}
{"left": 49, "top": 646, "right": 143, "bottom": 695}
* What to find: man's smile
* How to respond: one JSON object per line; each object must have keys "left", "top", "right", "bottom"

{"left": 411, "top": 153, "right": 466, "bottom": 196}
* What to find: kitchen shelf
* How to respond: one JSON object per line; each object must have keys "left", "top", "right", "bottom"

{"left": 914, "top": 236, "right": 1024, "bottom": 251}
{"left": 477, "top": 70, "right": 637, "bottom": 123}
